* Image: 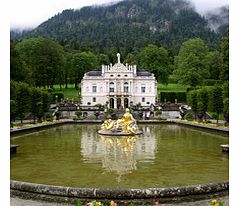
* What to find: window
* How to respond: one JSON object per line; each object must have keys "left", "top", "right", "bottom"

{"left": 109, "top": 82, "right": 114, "bottom": 92}
{"left": 110, "top": 74, "right": 114, "bottom": 77}
{"left": 124, "top": 82, "right": 129, "bottom": 93}
{"left": 124, "top": 74, "right": 128, "bottom": 77}
{"left": 93, "top": 97, "right": 96, "bottom": 102}
{"left": 117, "top": 74, "right": 121, "bottom": 77}
{"left": 142, "top": 97, "right": 145, "bottom": 102}
{"left": 92, "top": 85, "right": 97, "bottom": 93}
{"left": 141, "top": 84, "right": 146, "bottom": 93}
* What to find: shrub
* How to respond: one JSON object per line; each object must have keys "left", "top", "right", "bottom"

{"left": 187, "top": 90, "right": 198, "bottom": 120}
{"left": 106, "top": 108, "right": 114, "bottom": 114}
{"left": 52, "top": 93, "right": 64, "bottom": 102}
{"left": 45, "top": 112, "right": 53, "bottom": 121}
{"left": 203, "top": 79, "right": 223, "bottom": 86}
{"left": 185, "top": 112, "right": 194, "bottom": 121}
{"left": 75, "top": 111, "right": 82, "bottom": 118}
{"left": 209, "top": 86, "right": 223, "bottom": 124}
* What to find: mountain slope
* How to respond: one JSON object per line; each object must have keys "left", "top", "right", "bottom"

{"left": 12, "top": 0, "right": 228, "bottom": 53}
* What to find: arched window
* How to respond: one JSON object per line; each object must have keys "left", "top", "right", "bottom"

{"left": 109, "top": 82, "right": 114, "bottom": 92}
{"left": 124, "top": 82, "right": 129, "bottom": 93}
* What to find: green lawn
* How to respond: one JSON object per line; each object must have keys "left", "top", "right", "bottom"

{"left": 52, "top": 84, "right": 80, "bottom": 100}
{"left": 158, "top": 84, "right": 189, "bottom": 92}
{"left": 50, "top": 83, "right": 188, "bottom": 100}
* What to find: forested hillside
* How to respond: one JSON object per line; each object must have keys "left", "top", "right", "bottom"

{"left": 11, "top": 0, "right": 228, "bottom": 56}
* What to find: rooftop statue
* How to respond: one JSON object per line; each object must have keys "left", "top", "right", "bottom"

{"left": 117, "top": 53, "right": 121, "bottom": 63}
{"left": 99, "top": 109, "right": 142, "bottom": 136}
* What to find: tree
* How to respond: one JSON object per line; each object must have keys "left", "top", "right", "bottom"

{"left": 125, "top": 51, "right": 140, "bottom": 65}
{"left": 10, "top": 100, "right": 17, "bottom": 126}
{"left": 187, "top": 90, "right": 198, "bottom": 120}
{"left": 140, "top": 44, "right": 171, "bottom": 84}
{"left": 222, "top": 81, "right": 229, "bottom": 125}
{"left": 16, "top": 82, "right": 31, "bottom": 123}
{"left": 31, "top": 87, "right": 43, "bottom": 123}
{"left": 63, "top": 52, "right": 75, "bottom": 88}
{"left": 98, "top": 53, "right": 110, "bottom": 66}
{"left": 209, "top": 86, "right": 224, "bottom": 124}
{"left": 174, "top": 38, "right": 210, "bottom": 87}
{"left": 42, "top": 91, "right": 51, "bottom": 114}
{"left": 71, "top": 51, "right": 98, "bottom": 89}
{"left": 15, "top": 37, "right": 65, "bottom": 88}
{"left": 10, "top": 80, "right": 18, "bottom": 101}
{"left": 197, "top": 88, "right": 209, "bottom": 121}
{"left": 207, "top": 51, "right": 222, "bottom": 80}
{"left": 10, "top": 41, "right": 31, "bottom": 84}
{"left": 219, "top": 37, "right": 229, "bottom": 81}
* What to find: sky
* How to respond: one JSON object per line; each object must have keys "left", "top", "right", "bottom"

{"left": 10, "top": 0, "right": 228, "bottom": 29}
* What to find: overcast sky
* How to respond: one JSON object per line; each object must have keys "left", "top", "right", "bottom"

{"left": 10, "top": 0, "right": 228, "bottom": 29}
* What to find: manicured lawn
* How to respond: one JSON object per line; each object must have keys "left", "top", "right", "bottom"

{"left": 158, "top": 84, "right": 189, "bottom": 92}
{"left": 52, "top": 84, "right": 80, "bottom": 99}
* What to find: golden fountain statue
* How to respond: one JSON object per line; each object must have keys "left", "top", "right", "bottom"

{"left": 98, "top": 108, "right": 143, "bottom": 136}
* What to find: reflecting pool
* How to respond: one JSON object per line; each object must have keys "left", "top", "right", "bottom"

{"left": 10, "top": 124, "right": 228, "bottom": 189}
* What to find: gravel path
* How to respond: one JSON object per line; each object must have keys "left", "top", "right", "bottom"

{"left": 10, "top": 196, "right": 229, "bottom": 206}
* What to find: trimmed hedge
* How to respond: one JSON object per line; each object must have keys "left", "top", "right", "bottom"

{"left": 203, "top": 79, "right": 223, "bottom": 86}
{"left": 160, "top": 92, "right": 187, "bottom": 103}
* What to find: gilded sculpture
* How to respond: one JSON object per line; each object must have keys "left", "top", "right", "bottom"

{"left": 100, "top": 108, "right": 141, "bottom": 135}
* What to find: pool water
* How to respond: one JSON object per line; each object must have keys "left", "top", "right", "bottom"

{"left": 10, "top": 124, "right": 228, "bottom": 189}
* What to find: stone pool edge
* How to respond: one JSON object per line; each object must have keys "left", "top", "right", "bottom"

{"left": 10, "top": 120, "right": 229, "bottom": 204}
{"left": 10, "top": 180, "right": 229, "bottom": 205}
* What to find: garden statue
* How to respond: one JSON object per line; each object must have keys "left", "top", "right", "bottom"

{"left": 99, "top": 108, "right": 142, "bottom": 135}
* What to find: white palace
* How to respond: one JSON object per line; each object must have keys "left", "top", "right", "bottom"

{"left": 80, "top": 53, "right": 157, "bottom": 109}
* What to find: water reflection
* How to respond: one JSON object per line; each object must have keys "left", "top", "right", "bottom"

{"left": 11, "top": 124, "right": 229, "bottom": 188}
{"left": 81, "top": 126, "right": 157, "bottom": 181}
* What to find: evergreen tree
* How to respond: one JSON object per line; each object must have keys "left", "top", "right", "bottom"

{"left": 197, "top": 88, "right": 209, "bottom": 121}
{"left": 16, "top": 82, "right": 31, "bottom": 123}
{"left": 31, "top": 87, "right": 43, "bottom": 123}
{"left": 209, "top": 86, "right": 224, "bottom": 124}
{"left": 219, "top": 37, "right": 229, "bottom": 81}
{"left": 187, "top": 90, "right": 198, "bottom": 120}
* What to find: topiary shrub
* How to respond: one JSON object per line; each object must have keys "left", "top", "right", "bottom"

{"left": 45, "top": 112, "right": 53, "bottom": 121}
{"left": 185, "top": 112, "right": 194, "bottom": 121}
{"left": 75, "top": 111, "right": 82, "bottom": 119}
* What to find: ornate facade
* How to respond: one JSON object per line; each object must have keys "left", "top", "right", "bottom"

{"left": 80, "top": 53, "right": 157, "bottom": 108}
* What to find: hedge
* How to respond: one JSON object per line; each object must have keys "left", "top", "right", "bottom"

{"left": 159, "top": 92, "right": 187, "bottom": 103}
{"left": 52, "top": 93, "right": 64, "bottom": 102}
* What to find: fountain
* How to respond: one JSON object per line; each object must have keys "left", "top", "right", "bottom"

{"left": 10, "top": 119, "right": 229, "bottom": 204}
{"left": 98, "top": 108, "right": 143, "bottom": 136}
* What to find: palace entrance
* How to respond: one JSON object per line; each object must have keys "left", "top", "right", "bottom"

{"left": 109, "top": 98, "right": 114, "bottom": 109}
{"left": 117, "top": 98, "right": 121, "bottom": 109}
{"left": 124, "top": 98, "right": 129, "bottom": 108}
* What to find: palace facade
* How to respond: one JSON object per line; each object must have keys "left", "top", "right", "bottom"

{"left": 80, "top": 53, "right": 157, "bottom": 109}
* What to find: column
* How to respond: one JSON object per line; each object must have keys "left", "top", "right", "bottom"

{"left": 114, "top": 96, "right": 117, "bottom": 109}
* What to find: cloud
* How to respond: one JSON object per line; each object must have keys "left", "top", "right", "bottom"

{"left": 10, "top": 0, "right": 120, "bottom": 29}
{"left": 10, "top": 0, "right": 228, "bottom": 28}
{"left": 190, "top": 0, "right": 228, "bottom": 14}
